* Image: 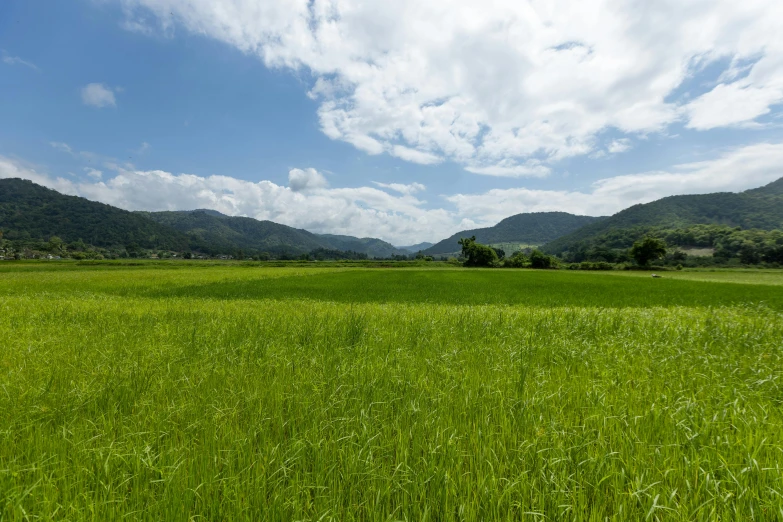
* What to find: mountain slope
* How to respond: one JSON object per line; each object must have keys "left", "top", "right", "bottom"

{"left": 145, "top": 211, "right": 408, "bottom": 257}
{"left": 317, "top": 234, "right": 408, "bottom": 258}
{"left": 423, "top": 212, "right": 605, "bottom": 255}
{"left": 142, "top": 210, "right": 331, "bottom": 255}
{"left": 397, "top": 242, "right": 434, "bottom": 253}
{"left": 0, "top": 178, "right": 189, "bottom": 249}
{"left": 542, "top": 178, "right": 783, "bottom": 254}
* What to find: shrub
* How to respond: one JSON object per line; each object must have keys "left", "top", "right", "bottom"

{"left": 530, "top": 249, "right": 557, "bottom": 269}
{"left": 503, "top": 251, "right": 527, "bottom": 268}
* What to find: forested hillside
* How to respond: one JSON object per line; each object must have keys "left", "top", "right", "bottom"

{"left": 423, "top": 212, "right": 604, "bottom": 255}
{"left": 0, "top": 178, "right": 189, "bottom": 250}
{"left": 317, "top": 234, "right": 408, "bottom": 258}
{"left": 0, "top": 179, "right": 415, "bottom": 258}
{"left": 143, "top": 210, "right": 331, "bottom": 256}
{"left": 397, "top": 242, "right": 434, "bottom": 253}
{"left": 542, "top": 177, "right": 783, "bottom": 256}
{"left": 145, "top": 211, "right": 407, "bottom": 257}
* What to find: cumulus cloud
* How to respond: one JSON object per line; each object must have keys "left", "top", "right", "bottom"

{"left": 118, "top": 0, "right": 783, "bottom": 174}
{"left": 0, "top": 158, "right": 80, "bottom": 196}
{"left": 81, "top": 83, "right": 117, "bottom": 108}
{"left": 0, "top": 157, "right": 454, "bottom": 244}
{"left": 3, "top": 142, "right": 783, "bottom": 244}
{"left": 288, "top": 167, "right": 328, "bottom": 192}
{"left": 447, "top": 142, "right": 783, "bottom": 223}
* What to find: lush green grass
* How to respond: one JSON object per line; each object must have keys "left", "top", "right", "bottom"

{"left": 1, "top": 264, "right": 782, "bottom": 520}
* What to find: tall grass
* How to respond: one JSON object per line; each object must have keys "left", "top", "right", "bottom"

{"left": 1, "top": 266, "right": 782, "bottom": 520}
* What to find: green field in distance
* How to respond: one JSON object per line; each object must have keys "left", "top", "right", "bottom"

{"left": 1, "top": 263, "right": 782, "bottom": 520}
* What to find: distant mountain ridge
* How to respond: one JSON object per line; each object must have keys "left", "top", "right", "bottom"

{"left": 0, "top": 178, "right": 190, "bottom": 250}
{"left": 542, "top": 177, "right": 783, "bottom": 254}
{"left": 423, "top": 212, "right": 605, "bottom": 255}
{"left": 4, "top": 176, "right": 782, "bottom": 259}
{"left": 0, "top": 178, "right": 410, "bottom": 257}
{"left": 317, "top": 234, "right": 408, "bottom": 258}
{"left": 143, "top": 211, "right": 408, "bottom": 257}
{"left": 397, "top": 242, "right": 434, "bottom": 253}
{"left": 141, "top": 210, "right": 329, "bottom": 255}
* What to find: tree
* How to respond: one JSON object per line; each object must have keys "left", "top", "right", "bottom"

{"left": 492, "top": 247, "right": 506, "bottom": 260}
{"left": 630, "top": 236, "right": 667, "bottom": 266}
{"left": 458, "top": 236, "right": 498, "bottom": 267}
{"left": 48, "top": 235, "right": 64, "bottom": 253}
{"left": 529, "top": 249, "right": 555, "bottom": 269}
{"left": 504, "top": 251, "right": 527, "bottom": 268}
{"left": 738, "top": 242, "right": 760, "bottom": 264}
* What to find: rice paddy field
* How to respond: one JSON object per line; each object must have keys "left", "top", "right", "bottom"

{"left": 1, "top": 263, "right": 782, "bottom": 520}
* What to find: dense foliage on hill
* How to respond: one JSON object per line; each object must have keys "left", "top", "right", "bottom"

{"left": 397, "top": 242, "right": 434, "bottom": 252}
{"left": 557, "top": 224, "right": 783, "bottom": 265}
{"left": 143, "top": 210, "right": 330, "bottom": 256}
{"left": 0, "top": 179, "right": 413, "bottom": 258}
{"left": 145, "top": 211, "right": 408, "bottom": 257}
{"left": 423, "top": 212, "right": 604, "bottom": 255}
{"left": 317, "top": 234, "right": 407, "bottom": 258}
{"left": 543, "top": 178, "right": 783, "bottom": 255}
{"left": 0, "top": 178, "right": 189, "bottom": 250}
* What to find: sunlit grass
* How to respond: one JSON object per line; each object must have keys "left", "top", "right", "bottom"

{"left": 1, "top": 264, "right": 781, "bottom": 520}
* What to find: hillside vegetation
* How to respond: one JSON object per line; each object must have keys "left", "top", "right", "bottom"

{"left": 423, "top": 212, "right": 603, "bottom": 255}
{"left": 0, "top": 178, "right": 189, "bottom": 250}
{"left": 543, "top": 177, "right": 783, "bottom": 255}
{"left": 0, "top": 179, "right": 407, "bottom": 258}
{"left": 317, "top": 234, "right": 408, "bottom": 258}
{"left": 143, "top": 210, "right": 330, "bottom": 255}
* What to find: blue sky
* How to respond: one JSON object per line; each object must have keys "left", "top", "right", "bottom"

{"left": 2, "top": 0, "right": 783, "bottom": 244}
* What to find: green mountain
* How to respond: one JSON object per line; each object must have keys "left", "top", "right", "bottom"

{"left": 142, "top": 210, "right": 330, "bottom": 255}
{"left": 397, "top": 242, "right": 434, "bottom": 253}
{"left": 423, "top": 212, "right": 605, "bottom": 255}
{"left": 0, "top": 178, "right": 189, "bottom": 249}
{"left": 318, "top": 234, "right": 408, "bottom": 258}
{"left": 0, "top": 179, "right": 413, "bottom": 257}
{"left": 542, "top": 177, "right": 783, "bottom": 255}
{"left": 143, "top": 211, "right": 408, "bottom": 257}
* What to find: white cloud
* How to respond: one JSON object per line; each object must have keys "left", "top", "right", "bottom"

{"left": 373, "top": 181, "right": 426, "bottom": 195}
{"left": 81, "top": 83, "right": 117, "bottom": 108}
{"left": 118, "top": 0, "right": 783, "bottom": 174}
{"left": 685, "top": 83, "right": 783, "bottom": 130}
{"left": 84, "top": 167, "right": 103, "bottom": 179}
{"left": 1, "top": 51, "right": 39, "bottom": 71}
{"left": 3, "top": 142, "right": 783, "bottom": 244}
{"left": 447, "top": 142, "right": 783, "bottom": 223}
{"left": 1, "top": 157, "right": 452, "bottom": 243}
{"left": 288, "top": 167, "right": 328, "bottom": 192}
{"left": 465, "top": 161, "right": 551, "bottom": 178}
{"left": 390, "top": 146, "right": 442, "bottom": 165}
{"left": 607, "top": 138, "right": 631, "bottom": 154}
{"left": 0, "top": 157, "right": 80, "bottom": 196}
{"left": 49, "top": 142, "right": 74, "bottom": 155}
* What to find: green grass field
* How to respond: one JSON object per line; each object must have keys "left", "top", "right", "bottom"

{"left": 1, "top": 263, "right": 782, "bottom": 520}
